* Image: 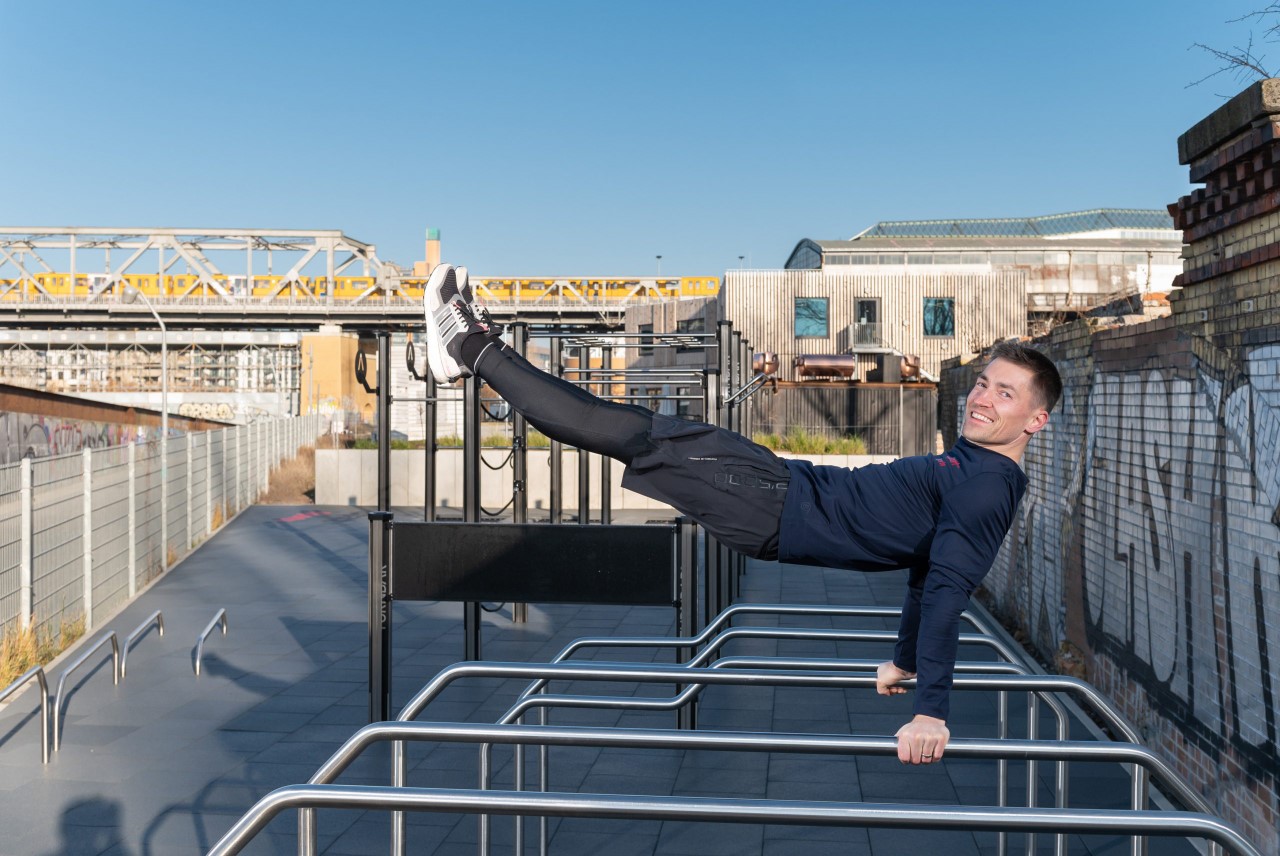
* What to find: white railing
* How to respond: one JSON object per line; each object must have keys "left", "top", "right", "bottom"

{"left": 0, "top": 414, "right": 324, "bottom": 638}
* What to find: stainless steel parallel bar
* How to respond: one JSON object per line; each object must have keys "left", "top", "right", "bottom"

{"left": 492, "top": 658, "right": 1033, "bottom": 856}
{"left": 209, "top": 784, "right": 1262, "bottom": 856}
{"left": 284, "top": 724, "right": 1253, "bottom": 856}
{"left": 53, "top": 632, "right": 120, "bottom": 751}
{"left": 375, "top": 664, "right": 1155, "bottom": 856}
{"left": 0, "top": 665, "right": 49, "bottom": 763}
{"left": 317, "top": 722, "right": 1225, "bottom": 856}
{"left": 193, "top": 609, "right": 228, "bottom": 676}
{"left": 537, "top": 604, "right": 990, "bottom": 688}
{"left": 367, "top": 722, "right": 1194, "bottom": 806}
{"left": 120, "top": 610, "right": 164, "bottom": 677}
{"left": 724, "top": 373, "right": 772, "bottom": 406}
{"left": 397, "top": 664, "right": 1142, "bottom": 746}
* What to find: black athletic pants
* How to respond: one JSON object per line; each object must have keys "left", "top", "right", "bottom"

{"left": 474, "top": 342, "right": 789, "bottom": 559}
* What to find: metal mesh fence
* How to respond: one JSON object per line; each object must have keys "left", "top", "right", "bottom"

{"left": 134, "top": 440, "right": 164, "bottom": 586}
{"left": 90, "top": 445, "right": 132, "bottom": 621}
{"left": 31, "top": 452, "right": 86, "bottom": 634}
{"left": 0, "top": 463, "right": 22, "bottom": 629}
{"left": 208, "top": 429, "right": 226, "bottom": 527}
{"left": 0, "top": 416, "right": 322, "bottom": 636}
{"left": 166, "top": 436, "right": 188, "bottom": 564}
{"left": 189, "top": 433, "right": 209, "bottom": 546}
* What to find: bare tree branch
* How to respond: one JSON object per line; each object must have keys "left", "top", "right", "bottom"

{"left": 1189, "top": 10, "right": 1280, "bottom": 91}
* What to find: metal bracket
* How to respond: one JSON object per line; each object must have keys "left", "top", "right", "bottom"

{"left": 405, "top": 338, "right": 428, "bottom": 382}
{"left": 355, "top": 350, "right": 377, "bottom": 394}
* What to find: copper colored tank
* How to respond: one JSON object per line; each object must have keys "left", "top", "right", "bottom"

{"left": 753, "top": 352, "right": 780, "bottom": 375}
{"left": 900, "top": 354, "right": 921, "bottom": 379}
{"left": 793, "top": 354, "right": 857, "bottom": 379}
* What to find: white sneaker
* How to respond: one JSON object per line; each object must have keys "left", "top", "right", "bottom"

{"left": 424, "top": 265, "right": 485, "bottom": 383}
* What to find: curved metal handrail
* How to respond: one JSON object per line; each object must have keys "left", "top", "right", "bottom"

{"left": 0, "top": 665, "right": 50, "bottom": 763}
{"left": 232, "top": 725, "right": 1263, "bottom": 856}
{"left": 193, "top": 609, "right": 227, "bottom": 676}
{"left": 388, "top": 663, "right": 1146, "bottom": 791}
{"left": 53, "top": 632, "right": 120, "bottom": 752}
{"left": 121, "top": 611, "right": 164, "bottom": 678}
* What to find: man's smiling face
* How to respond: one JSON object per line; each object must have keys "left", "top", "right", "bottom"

{"left": 961, "top": 357, "right": 1049, "bottom": 457}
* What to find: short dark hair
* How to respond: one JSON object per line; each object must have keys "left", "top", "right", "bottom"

{"left": 987, "top": 340, "right": 1062, "bottom": 412}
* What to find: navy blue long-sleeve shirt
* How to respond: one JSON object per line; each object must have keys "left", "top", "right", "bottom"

{"left": 776, "top": 437, "right": 1027, "bottom": 720}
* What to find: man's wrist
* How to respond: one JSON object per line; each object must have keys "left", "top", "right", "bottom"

{"left": 911, "top": 713, "right": 946, "bottom": 725}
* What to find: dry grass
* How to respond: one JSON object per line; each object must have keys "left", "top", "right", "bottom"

{"left": 753, "top": 428, "right": 868, "bottom": 455}
{"left": 0, "top": 614, "right": 86, "bottom": 688}
{"left": 260, "top": 445, "right": 316, "bottom": 504}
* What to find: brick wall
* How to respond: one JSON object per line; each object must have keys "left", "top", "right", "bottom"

{"left": 939, "top": 81, "right": 1280, "bottom": 856}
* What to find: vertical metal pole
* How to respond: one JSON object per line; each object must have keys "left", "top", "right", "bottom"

{"left": 676, "top": 518, "right": 697, "bottom": 730}
{"left": 127, "top": 444, "right": 136, "bottom": 599}
{"left": 368, "top": 511, "right": 393, "bottom": 722}
{"left": 577, "top": 346, "right": 590, "bottom": 524}
{"left": 424, "top": 367, "right": 436, "bottom": 522}
{"left": 19, "top": 458, "right": 31, "bottom": 629}
{"left": 1131, "top": 764, "right": 1150, "bottom": 856}
{"left": 463, "top": 374, "right": 482, "bottom": 660}
{"left": 716, "top": 321, "right": 731, "bottom": 427}
{"left": 997, "top": 690, "right": 1008, "bottom": 856}
{"left": 599, "top": 343, "right": 612, "bottom": 525}
{"left": 1026, "top": 693, "right": 1039, "bottom": 856}
{"left": 512, "top": 325, "right": 529, "bottom": 625}
{"left": 82, "top": 448, "right": 93, "bottom": 629}
{"left": 703, "top": 529, "right": 720, "bottom": 627}
{"left": 377, "top": 333, "right": 391, "bottom": 513}
{"left": 548, "top": 336, "right": 563, "bottom": 525}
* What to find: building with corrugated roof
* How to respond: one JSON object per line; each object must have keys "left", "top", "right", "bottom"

{"left": 783, "top": 208, "right": 1182, "bottom": 335}
{"left": 630, "top": 209, "right": 1184, "bottom": 399}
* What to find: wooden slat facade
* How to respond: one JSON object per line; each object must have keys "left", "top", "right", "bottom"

{"left": 718, "top": 270, "right": 1027, "bottom": 381}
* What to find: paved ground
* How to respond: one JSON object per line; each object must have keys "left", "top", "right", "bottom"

{"left": 0, "top": 505, "right": 1201, "bottom": 856}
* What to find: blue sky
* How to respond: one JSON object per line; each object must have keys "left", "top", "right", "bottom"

{"left": 0, "top": 1, "right": 1268, "bottom": 276}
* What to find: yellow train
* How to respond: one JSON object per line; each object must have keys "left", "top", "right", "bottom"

{"left": 0, "top": 272, "right": 721, "bottom": 304}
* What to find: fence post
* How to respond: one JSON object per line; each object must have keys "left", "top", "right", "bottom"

{"left": 186, "top": 437, "right": 193, "bottom": 549}
{"left": 205, "top": 432, "right": 212, "bottom": 537}
{"left": 160, "top": 435, "right": 168, "bottom": 572}
{"left": 235, "top": 428, "right": 242, "bottom": 511}
{"left": 20, "top": 457, "right": 32, "bottom": 630}
{"left": 83, "top": 448, "right": 93, "bottom": 629}
{"left": 128, "top": 443, "right": 137, "bottom": 599}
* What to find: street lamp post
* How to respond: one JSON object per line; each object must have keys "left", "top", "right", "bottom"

{"left": 656, "top": 255, "right": 662, "bottom": 277}
{"left": 124, "top": 285, "right": 168, "bottom": 566}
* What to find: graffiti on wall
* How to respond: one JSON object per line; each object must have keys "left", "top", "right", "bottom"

{"left": 0, "top": 411, "right": 138, "bottom": 463}
{"left": 982, "top": 340, "right": 1279, "bottom": 778}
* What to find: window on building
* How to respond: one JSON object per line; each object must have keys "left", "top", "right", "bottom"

{"left": 639, "top": 323, "right": 653, "bottom": 357}
{"left": 676, "top": 317, "right": 705, "bottom": 353}
{"left": 1123, "top": 252, "right": 1149, "bottom": 265}
{"left": 878, "top": 253, "right": 904, "bottom": 265}
{"left": 923, "top": 297, "right": 955, "bottom": 337}
{"left": 990, "top": 253, "right": 1016, "bottom": 265}
{"left": 794, "top": 297, "right": 829, "bottom": 338}
{"left": 1015, "top": 252, "right": 1044, "bottom": 265}
{"left": 906, "top": 254, "right": 932, "bottom": 265}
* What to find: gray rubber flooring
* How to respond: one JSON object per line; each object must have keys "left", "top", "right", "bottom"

{"left": 0, "top": 505, "right": 1200, "bottom": 856}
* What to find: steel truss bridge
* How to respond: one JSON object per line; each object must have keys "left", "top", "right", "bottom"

{"left": 0, "top": 228, "right": 719, "bottom": 330}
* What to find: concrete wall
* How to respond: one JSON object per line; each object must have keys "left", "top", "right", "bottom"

{"left": 938, "top": 80, "right": 1280, "bottom": 856}
{"left": 314, "top": 448, "right": 896, "bottom": 510}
